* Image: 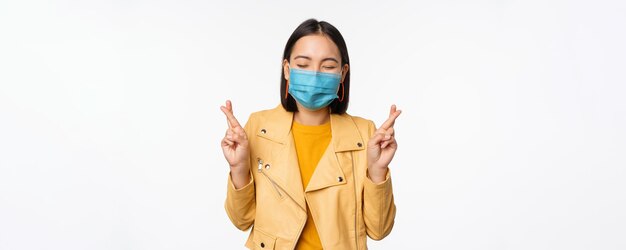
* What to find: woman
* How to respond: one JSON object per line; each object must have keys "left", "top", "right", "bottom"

{"left": 220, "top": 18, "right": 401, "bottom": 249}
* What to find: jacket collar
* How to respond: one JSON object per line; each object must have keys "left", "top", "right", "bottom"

{"left": 256, "top": 104, "right": 365, "bottom": 152}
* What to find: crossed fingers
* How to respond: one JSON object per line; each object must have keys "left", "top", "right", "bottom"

{"left": 376, "top": 105, "right": 401, "bottom": 149}
{"left": 220, "top": 100, "right": 247, "bottom": 147}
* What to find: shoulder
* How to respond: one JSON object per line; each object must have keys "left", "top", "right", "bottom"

{"left": 348, "top": 114, "right": 375, "bottom": 127}
{"left": 342, "top": 112, "right": 377, "bottom": 137}
{"left": 242, "top": 104, "right": 293, "bottom": 138}
{"left": 245, "top": 105, "right": 284, "bottom": 125}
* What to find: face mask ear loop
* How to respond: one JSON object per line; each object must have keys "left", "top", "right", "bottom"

{"left": 338, "top": 81, "right": 345, "bottom": 102}
{"left": 284, "top": 64, "right": 290, "bottom": 100}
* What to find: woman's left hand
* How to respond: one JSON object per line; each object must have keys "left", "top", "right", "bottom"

{"left": 367, "top": 104, "right": 402, "bottom": 183}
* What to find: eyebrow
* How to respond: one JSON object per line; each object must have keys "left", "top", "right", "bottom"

{"left": 293, "top": 55, "right": 339, "bottom": 63}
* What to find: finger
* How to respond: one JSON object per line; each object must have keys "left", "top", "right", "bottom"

{"left": 227, "top": 128, "right": 247, "bottom": 143}
{"left": 387, "top": 127, "right": 395, "bottom": 137}
{"left": 226, "top": 100, "right": 242, "bottom": 128}
{"left": 390, "top": 104, "right": 396, "bottom": 116}
{"left": 381, "top": 136, "right": 395, "bottom": 148}
{"left": 372, "top": 126, "right": 394, "bottom": 140}
{"left": 374, "top": 127, "right": 386, "bottom": 136}
{"left": 224, "top": 131, "right": 235, "bottom": 140}
{"left": 380, "top": 105, "right": 402, "bottom": 129}
{"left": 232, "top": 125, "right": 247, "bottom": 138}
{"left": 220, "top": 106, "right": 232, "bottom": 128}
{"left": 226, "top": 128, "right": 247, "bottom": 143}
{"left": 230, "top": 132, "right": 244, "bottom": 143}
{"left": 222, "top": 137, "right": 234, "bottom": 147}
{"left": 387, "top": 138, "right": 398, "bottom": 149}
{"left": 220, "top": 103, "right": 242, "bottom": 128}
{"left": 369, "top": 133, "right": 385, "bottom": 147}
{"left": 221, "top": 100, "right": 234, "bottom": 127}
{"left": 226, "top": 100, "right": 232, "bottom": 113}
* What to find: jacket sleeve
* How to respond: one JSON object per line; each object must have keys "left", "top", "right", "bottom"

{"left": 362, "top": 120, "right": 397, "bottom": 240}
{"left": 224, "top": 115, "right": 256, "bottom": 231}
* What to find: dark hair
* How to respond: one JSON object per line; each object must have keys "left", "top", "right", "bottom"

{"left": 280, "top": 18, "right": 350, "bottom": 114}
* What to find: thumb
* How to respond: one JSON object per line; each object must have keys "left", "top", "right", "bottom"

{"left": 229, "top": 132, "right": 247, "bottom": 145}
{"left": 368, "top": 133, "right": 385, "bottom": 148}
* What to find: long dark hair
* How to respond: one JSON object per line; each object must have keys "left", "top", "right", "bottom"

{"left": 280, "top": 18, "right": 351, "bottom": 114}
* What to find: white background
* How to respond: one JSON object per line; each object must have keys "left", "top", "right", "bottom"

{"left": 1, "top": 0, "right": 625, "bottom": 249}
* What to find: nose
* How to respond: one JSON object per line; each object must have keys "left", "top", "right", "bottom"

{"left": 312, "top": 65, "right": 321, "bottom": 72}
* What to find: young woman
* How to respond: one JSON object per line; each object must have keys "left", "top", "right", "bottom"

{"left": 220, "top": 18, "right": 401, "bottom": 249}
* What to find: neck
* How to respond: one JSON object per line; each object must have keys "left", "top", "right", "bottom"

{"left": 294, "top": 105, "right": 330, "bottom": 126}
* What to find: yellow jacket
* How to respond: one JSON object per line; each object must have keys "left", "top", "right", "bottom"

{"left": 225, "top": 104, "right": 396, "bottom": 249}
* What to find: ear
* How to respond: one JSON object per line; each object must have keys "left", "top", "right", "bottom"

{"left": 341, "top": 64, "right": 350, "bottom": 83}
{"left": 283, "top": 59, "right": 290, "bottom": 81}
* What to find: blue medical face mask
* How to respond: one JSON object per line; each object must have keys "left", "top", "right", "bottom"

{"left": 288, "top": 66, "right": 342, "bottom": 110}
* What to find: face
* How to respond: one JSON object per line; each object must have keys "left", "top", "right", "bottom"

{"left": 283, "top": 34, "right": 349, "bottom": 86}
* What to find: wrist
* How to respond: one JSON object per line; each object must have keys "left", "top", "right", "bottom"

{"left": 230, "top": 166, "right": 251, "bottom": 189}
{"left": 230, "top": 163, "right": 250, "bottom": 172}
{"left": 367, "top": 166, "right": 388, "bottom": 183}
{"left": 230, "top": 164, "right": 250, "bottom": 177}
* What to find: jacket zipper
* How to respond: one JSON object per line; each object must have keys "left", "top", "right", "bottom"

{"left": 258, "top": 158, "right": 283, "bottom": 199}
{"left": 257, "top": 157, "right": 308, "bottom": 249}
{"left": 351, "top": 152, "right": 360, "bottom": 249}
{"left": 257, "top": 158, "right": 305, "bottom": 211}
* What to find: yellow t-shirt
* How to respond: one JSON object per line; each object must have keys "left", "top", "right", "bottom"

{"left": 292, "top": 119, "right": 331, "bottom": 250}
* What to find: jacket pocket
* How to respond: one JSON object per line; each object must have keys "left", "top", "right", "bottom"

{"left": 252, "top": 227, "right": 277, "bottom": 249}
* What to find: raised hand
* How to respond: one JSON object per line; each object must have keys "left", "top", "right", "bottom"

{"left": 367, "top": 104, "right": 401, "bottom": 183}
{"left": 220, "top": 100, "right": 251, "bottom": 186}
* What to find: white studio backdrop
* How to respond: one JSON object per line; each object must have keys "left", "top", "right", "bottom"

{"left": 1, "top": 0, "right": 625, "bottom": 249}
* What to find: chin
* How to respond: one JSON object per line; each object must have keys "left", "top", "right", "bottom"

{"left": 298, "top": 104, "right": 328, "bottom": 112}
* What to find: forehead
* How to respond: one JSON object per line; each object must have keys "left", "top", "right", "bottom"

{"left": 291, "top": 34, "right": 341, "bottom": 60}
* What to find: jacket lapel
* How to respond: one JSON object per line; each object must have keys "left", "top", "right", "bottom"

{"left": 305, "top": 112, "right": 365, "bottom": 192}
{"left": 255, "top": 105, "right": 306, "bottom": 210}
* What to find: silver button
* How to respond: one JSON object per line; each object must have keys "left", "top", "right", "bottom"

{"left": 264, "top": 164, "right": 270, "bottom": 170}
{"left": 260, "top": 129, "right": 267, "bottom": 134}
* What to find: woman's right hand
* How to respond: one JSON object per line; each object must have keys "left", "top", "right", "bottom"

{"left": 220, "top": 100, "right": 251, "bottom": 185}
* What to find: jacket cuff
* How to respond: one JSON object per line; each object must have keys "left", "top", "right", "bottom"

{"left": 225, "top": 168, "right": 256, "bottom": 231}
{"left": 363, "top": 168, "right": 395, "bottom": 240}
